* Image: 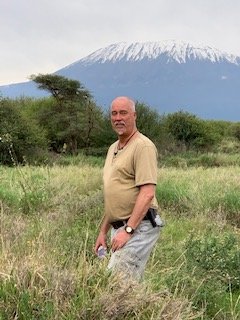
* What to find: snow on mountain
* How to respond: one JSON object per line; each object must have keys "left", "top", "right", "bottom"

{"left": 73, "top": 41, "right": 240, "bottom": 66}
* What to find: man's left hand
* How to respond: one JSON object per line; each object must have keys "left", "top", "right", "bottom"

{"left": 111, "top": 229, "right": 132, "bottom": 252}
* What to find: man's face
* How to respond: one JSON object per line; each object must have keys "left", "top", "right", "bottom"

{"left": 110, "top": 99, "right": 136, "bottom": 137}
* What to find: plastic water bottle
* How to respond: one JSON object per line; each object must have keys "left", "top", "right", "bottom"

{"left": 97, "top": 245, "right": 107, "bottom": 259}
{"left": 155, "top": 214, "right": 165, "bottom": 227}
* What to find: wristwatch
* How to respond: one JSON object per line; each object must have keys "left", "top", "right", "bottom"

{"left": 125, "top": 225, "right": 135, "bottom": 234}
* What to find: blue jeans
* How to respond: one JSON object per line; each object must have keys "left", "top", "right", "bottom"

{"left": 108, "top": 217, "right": 162, "bottom": 280}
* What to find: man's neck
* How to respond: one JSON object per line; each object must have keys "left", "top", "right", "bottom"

{"left": 118, "top": 129, "right": 138, "bottom": 149}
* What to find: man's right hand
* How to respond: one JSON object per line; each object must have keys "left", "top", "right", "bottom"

{"left": 94, "top": 232, "right": 107, "bottom": 255}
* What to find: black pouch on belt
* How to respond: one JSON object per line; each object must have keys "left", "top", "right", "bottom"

{"left": 146, "top": 208, "right": 157, "bottom": 228}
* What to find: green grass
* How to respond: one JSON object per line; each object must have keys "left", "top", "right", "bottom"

{"left": 161, "top": 151, "right": 240, "bottom": 168}
{"left": 0, "top": 161, "right": 240, "bottom": 319}
{"left": 157, "top": 167, "right": 240, "bottom": 226}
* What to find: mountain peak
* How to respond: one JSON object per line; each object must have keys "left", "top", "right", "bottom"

{"left": 77, "top": 40, "right": 239, "bottom": 66}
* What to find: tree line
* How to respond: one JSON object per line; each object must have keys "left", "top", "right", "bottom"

{"left": 0, "top": 74, "right": 240, "bottom": 165}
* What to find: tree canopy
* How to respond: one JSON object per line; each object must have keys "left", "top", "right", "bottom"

{"left": 30, "top": 74, "right": 91, "bottom": 105}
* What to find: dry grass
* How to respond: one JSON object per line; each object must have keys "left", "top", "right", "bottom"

{"left": 93, "top": 274, "right": 201, "bottom": 320}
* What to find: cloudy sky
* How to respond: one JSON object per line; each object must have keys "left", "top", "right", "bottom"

{"left": 1, "top": 0, "right": 239, "bottom": 85}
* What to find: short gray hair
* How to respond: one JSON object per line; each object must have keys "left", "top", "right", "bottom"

{"left": 129, "top": 98, "right": 136, "bottom": 112}
{"left": 110, "top": 96, "right": 136, "bottom": 112}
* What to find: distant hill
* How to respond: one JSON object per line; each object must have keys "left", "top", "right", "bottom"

{"left": 1, "top": 40, "right": 240, "bottom": 121}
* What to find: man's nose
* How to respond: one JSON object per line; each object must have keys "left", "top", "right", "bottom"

{"left": 113, "top": 112, "right": 122, "bottom": 120}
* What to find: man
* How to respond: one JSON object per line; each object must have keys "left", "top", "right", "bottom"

{"left": 95, "top": 96, "right": 163, "bottom": 280}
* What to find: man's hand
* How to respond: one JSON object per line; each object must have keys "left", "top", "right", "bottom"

{"left": 111, "top": 229, "right": 132, "bottom": 252}
{"left": 94, "top": 216, "right": 111, "bottom": 255}
{"left": 94, "top": 232, "right": 107, "bottom": 255}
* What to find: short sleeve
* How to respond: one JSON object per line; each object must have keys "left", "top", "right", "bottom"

{"left": 134, "top": 145, "right": 158, "bottom": 187}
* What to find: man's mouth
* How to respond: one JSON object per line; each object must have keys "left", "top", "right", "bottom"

{"left": 114, "top": 122, "right": 125, "bottom": 128}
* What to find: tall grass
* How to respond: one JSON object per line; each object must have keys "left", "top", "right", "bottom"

{"left": 161, "top": 152, "right": 240, "bottom": 168}
{"left": 0, "top": 161, "right": 240, "bottom": 319}
{"left": 157, "top": 167, "right": 240, "bottom": 226}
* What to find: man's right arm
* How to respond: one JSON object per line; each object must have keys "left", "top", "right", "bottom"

{"left": 94, "top": 215, "right": 111, "bottom": 255}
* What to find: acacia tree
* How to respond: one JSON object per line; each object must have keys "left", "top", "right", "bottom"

{"left": 30, "top": 74, "right": 92, "bottom": 154}
{"left": 80, "top": 101, "right": 104, "bottom": 149}
{"left": 30, "top": 74, "right": 91, "bottom": 106}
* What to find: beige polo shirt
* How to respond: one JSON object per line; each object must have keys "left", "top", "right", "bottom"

{"left": 103, "top": 133, "right": 158, "bottom": 222}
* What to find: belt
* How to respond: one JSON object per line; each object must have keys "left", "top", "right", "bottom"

{"left": 110, "top": 208, "right": 156, "bottom": 229}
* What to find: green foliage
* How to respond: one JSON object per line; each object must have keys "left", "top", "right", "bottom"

{"left": 135, "top": 102, "right": 164, "bottom": 144}
{"left": 185, "top": 233, "right": 240, "bottom": 291}
{"left": 165, "top": 111, "right": 200, "bottom": 148}
{"left": 182, "top": 233, "right": 240, "bottom": 318}
{"left": 89, "top": 111, "right": 116, "bottom": 148}
{"left": 37, "top": 99, "right": 85, "bottom": 153}
{"left": 231, "top": 122, "right": 240, "bottom": 141}
{"left": 30, "top": 74, "right": 99, "bottom": 154}
{"left": 193, "top": 120, "right": 221, "bottom": 150}
{"left": 79, "top": 101, "right": 107, "bottom": 149}
{"left": 165, "top": 110, "right": 220, "bottom": 151}
{"left": 206, "top": 120, "right": 233, "bottom": 138}
{"left": 30, "top": 96, "right": 104, "bottom": 154}
{"left": 164, "top": 229, "right": 240, "bottom": 319}
{"left": 30, "top": 73, "right": 91, "bottom": 104}
{"left": 1, "top": 90, "right": 239, "bottom": 165}
{"left": 0, "top": 98, "right": 47, "bottom": 165}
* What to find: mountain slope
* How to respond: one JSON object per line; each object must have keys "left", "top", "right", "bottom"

{"left": 1, "top": 41, "right": 240, "bottom": 121}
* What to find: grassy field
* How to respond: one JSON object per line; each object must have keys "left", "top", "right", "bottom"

{"left": 0, "top": 158, "right": 240, "bottom": 319}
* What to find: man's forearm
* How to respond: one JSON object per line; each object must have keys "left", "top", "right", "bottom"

{"left": 127, "top": 184, "right": 155, "bottom": 230}
{"left": 99, "top": 215, "right": 111, "bottom": 235}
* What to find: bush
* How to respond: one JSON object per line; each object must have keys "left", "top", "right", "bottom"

{"left": 0, "top": 98, "right": 47, "bottom": 165}
{"left": 231, "top": 122, "right": 240, "bottom": 141}
{"left": 165, "top": 232, "right": 240, "bottom": 318}
{"left": 185, "top": 233, "right": 240, "bottom": 291}
{"left": 217, "top": 138, "right": 240, "bottom": 154}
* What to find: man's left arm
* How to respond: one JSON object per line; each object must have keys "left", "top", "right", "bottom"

{"left": 111, "top": 183, "right": 155, "bottom": 252}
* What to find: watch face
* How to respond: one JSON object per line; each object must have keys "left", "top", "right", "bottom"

{"left": 125, "top": 226, "right": 134, "bottom": 234}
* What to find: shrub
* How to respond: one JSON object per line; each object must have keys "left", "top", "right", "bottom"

{"left": 0, "top": 98, "right": 47, "bottom": 165}
{"left": 166, "top": 232, "right": 240, "bottom": 318}
{"left": 231, "top": 122, "right": 240, "bottom": 141}
{"left": 185, "top": 233, "right": 240, "bottom": 291}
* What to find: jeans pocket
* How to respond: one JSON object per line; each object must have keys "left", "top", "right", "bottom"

{"left": 137, "top": 221, "right": 152, "bottom": 233}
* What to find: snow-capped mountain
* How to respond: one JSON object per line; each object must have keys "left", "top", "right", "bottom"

{"left": 73, "top": 41, "right": 240, "bottom": 65}
{"left": 1, "top": 41, "right": 240, "bottom": 120}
